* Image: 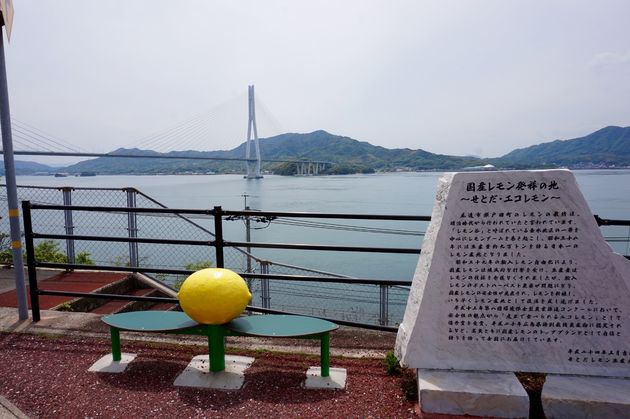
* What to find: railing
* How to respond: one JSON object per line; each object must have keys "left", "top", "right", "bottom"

{"left": 14, "top": 194, "right": 630, "bottom": 332}
{"left": 2, "top": 185, "right": 367, "bottom": 316}
{"left": 22, "top": 201, "right": 431, "bottom": 331}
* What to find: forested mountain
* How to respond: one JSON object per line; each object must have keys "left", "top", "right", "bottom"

{"left": 10, "top": 126, "right": 630, "bottom": 176}
{"left": 63, "top": 130, "right": 486, "bottom": 175}
{"left": 495, "top": 126, "right": 630, "bottom": 168}
{"left": 0, "top": 160, "right": 55, "bottom": 175}
{"left": 247, "top": 131, "right": 485, "bottom": 174}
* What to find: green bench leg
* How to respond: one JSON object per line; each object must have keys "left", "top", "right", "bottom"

{"left": 110, "top": 327, "right": 121, "bottom": 362}
{"left": 207, "top": 325, "right": 226, "bottom": 372}
{"left": 320, "top": 333, "right": 330, "bottom": 377}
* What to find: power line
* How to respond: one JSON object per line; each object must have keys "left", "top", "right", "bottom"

{"left": 227, "top": 213, "right": 424, "bottom": 236}
{"left": 272, "top": 217, "right": 424, "bottom": 236}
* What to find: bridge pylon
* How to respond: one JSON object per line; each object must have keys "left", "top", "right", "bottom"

{"left": 244, "top": 85, "right": 263, "bottom": 179}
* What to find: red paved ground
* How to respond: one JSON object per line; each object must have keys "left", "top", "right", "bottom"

{"left": 0, "top": 271, "right": 130, "bottom": 309}
{"left": 0, "top": 333, "right": 420, "bottom": 418}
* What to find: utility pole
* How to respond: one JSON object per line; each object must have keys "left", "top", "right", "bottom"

{"left": 0, "top": 2, "right": 28, "bottom": 320}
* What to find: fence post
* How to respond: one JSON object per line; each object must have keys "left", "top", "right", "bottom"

{"left": 379, "top": 284, "right": 389, "bottom": 326}
{"left": 260, "top": 260, "right": 270, "bottom": 309}
{"left": 244, "top": 202, "right": 253, "bottom": 289}
{"left": 213, "top": 206, "right": 224, "bottom": 268}
{"left": 61, "top": 187, "right": 75, "bottom": 265}
{"left": 125, "top": 188, "right": 139, "bottom": 268}
{"left": 22, "top": 201, "right": 40, "bottom": 322}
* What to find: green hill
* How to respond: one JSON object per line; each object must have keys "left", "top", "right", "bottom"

{"left": 0, "top": 160, "right": 55, "bottom": 175}
{"left": 248, "top": 131, "right": 484, "bottom": 174}
{"left": 61, "top": 126, "right": 630, "bottom": 175}
{"left": 65, "top": 130, "right": 486, "bottom": 175}
{"left": 495, "top": 126, "right": 630, "bottom": 168}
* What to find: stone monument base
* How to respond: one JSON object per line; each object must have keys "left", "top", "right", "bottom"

{"left": 542, "top": 374, "right": 630, "bottom": 419}
{"left": 417, "top": 369, "right": 529, "bottom": 418}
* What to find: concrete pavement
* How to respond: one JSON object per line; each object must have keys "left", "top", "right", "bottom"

{"left": 0, "top": 395, "right": 28, "bottom": 419}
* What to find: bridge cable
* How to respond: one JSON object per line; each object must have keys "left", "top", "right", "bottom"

{"left": 130, "top": 111, "right": 223, "bottom": 152}
{"left": 138, "top": 111, "right": 229, "bottom": 152}
{"left": 10, "top": 131, "right": 72, "bottom": 153}
{"left": 130, "top": 94, "right": 246, "bottom": 152}
{"left": 160, "top": 118, "right": 221, "bottom": 152}
{"left": 10, "top": 137, "right": 38, "bottom": 151}
{"left": 255, "top": 94, "right": 285, "bottom": 136}
{"left": 11, "top": 118, "right": 84, "bottom": 152}
{"left": 12, "top": 127, "right": 75, "bottom": 153}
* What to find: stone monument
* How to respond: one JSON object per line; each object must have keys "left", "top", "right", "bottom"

{"left": 396, "top": 169, "right": 630, "bottom": 418}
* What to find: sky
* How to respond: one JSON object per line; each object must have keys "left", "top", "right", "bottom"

{"left": 4, "top": 0, "right": 630, "bottom": 165}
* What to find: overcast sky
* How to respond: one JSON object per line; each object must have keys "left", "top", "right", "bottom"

{"left": 5, "top": 0, "right": 630, "bottom": 164}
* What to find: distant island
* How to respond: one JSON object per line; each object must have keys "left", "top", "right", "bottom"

{"left": 2, "top": 126, "right": 630, "bottom": 176}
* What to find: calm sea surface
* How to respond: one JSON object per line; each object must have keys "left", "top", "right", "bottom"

{"left": 14, "top": 170, "right": 630, "bottom": 280}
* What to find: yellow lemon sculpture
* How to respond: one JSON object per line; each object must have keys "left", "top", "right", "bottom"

{"left": 178, "top": 268, "right": 251, "bottom": 325}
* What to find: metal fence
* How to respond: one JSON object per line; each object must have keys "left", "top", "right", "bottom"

{"left": 5, "top": 185, "right": 630, "bottom": 331}
{"left": 5, "top": 186, "right": 428, "bottom": 329}
{"left": 22, "top": 201, "right": 427, "bottom": 331}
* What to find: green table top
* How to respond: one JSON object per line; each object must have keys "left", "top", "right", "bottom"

{"left": 102, "top": 310, "right": 199, "bottom": 332}
{"left": 226, "top": 314, "right": 338, "bottom": 337}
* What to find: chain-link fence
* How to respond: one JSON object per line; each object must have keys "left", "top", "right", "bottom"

{"left": 5, "top": 185, "right": 630, "bottom": 328}
{"left": 5, "top": 185, "right": 424, "bottom": 327}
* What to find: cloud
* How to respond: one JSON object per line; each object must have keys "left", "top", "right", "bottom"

{"left": 589, "top": 51, "right": 630, "bottom": 69}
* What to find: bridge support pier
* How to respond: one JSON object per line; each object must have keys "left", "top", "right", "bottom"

{"left": 295, "top": 161, "right": 329, "bottom": 176}
{"left": 244, "top": 85, "right": 263, "bottom": 179}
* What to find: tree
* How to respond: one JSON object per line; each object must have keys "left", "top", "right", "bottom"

{"left": 0, "top": 238, "right": 95, "bottom": 266}
{"left": 184, "top": 260, "right": 214, "bottom": 271}
{"left": 0, "top": 233, "right": 12, "bottom": 265}
{"left": 34, "top": 240, "right": 69, "bottom": 263}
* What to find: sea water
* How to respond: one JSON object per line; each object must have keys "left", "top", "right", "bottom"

{"left": 12, "top": 170, "right": 630, "bottom": 279}
{"left": 9, "top": 170, "right": 630, "bottom": 323}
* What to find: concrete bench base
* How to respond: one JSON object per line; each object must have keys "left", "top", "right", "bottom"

{"left": 88, "top": 353, "right": 137, "bottom": 373}
{"left": 174, "top": 354, "right": 255, "bottom": 390}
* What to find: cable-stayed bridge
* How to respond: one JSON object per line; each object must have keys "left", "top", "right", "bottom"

{"left": 1, "top": 86, "right": 331, "bottom": 177}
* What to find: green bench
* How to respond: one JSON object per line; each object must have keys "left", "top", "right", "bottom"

{"left": 102, "top": 311, "right": 339, "bottom": 377}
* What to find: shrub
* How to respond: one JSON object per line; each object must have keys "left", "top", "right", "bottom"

{"left": 384, "top": 351, "right": 401, "bottom": 376}
{"left": 34, "top": 240, "right": 68, "bottom": 263}
{"left": 56, "top": 302, "right": 74, "bottom": 312}
{"left": 400, "top": 369, "right": 418, "bottom": 401}
{"left": 0, "top": 249, "right": 13, "bottom": 265}
{"left": 170, "top": 260, "right": 215, "bottom": 290}
{"left": 184, "top": 260, "right": 213, "bottom": 271}
{"left": 0, "top": 233, "right": 14, "bottom": 265}
{"left": 0, "top": 237, "right": 94, "bottom": 266}
{"left": 172, "top": 277, "right": 185, "bottom": 291}
{"left": 75, "top": 252, "right": 95, "bottom": 265}
{"left": 384, "top": 351, "right": 417, "bottom": 400}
